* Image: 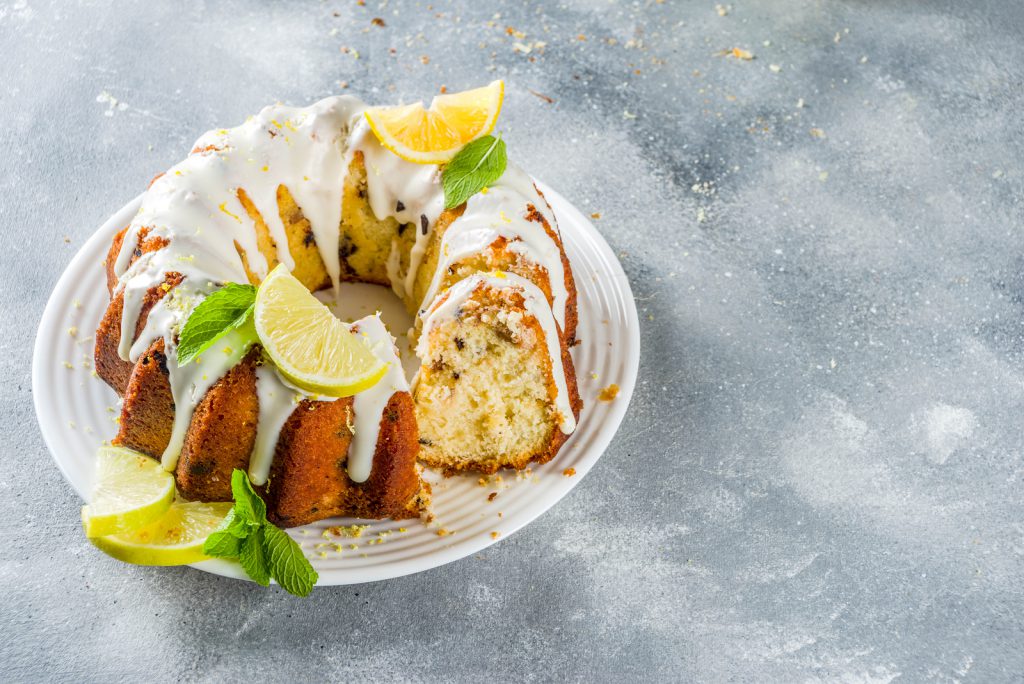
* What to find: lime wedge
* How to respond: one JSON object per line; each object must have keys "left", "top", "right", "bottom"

{"left": 81, "top": 446, "right": 175, "bottom": 538}
{"left": 87, "top": 501, "right": 233, "bottom": 566}
{"left": 254, "top": 264, "right": 387, "bottom": 397}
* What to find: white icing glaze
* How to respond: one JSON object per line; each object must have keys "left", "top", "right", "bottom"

{"left": 114, "top": 96, "right": 367, "bottom": 364}
{"left": 416, "top": 164, "right": 569, "bottom": 330}
{"left": 347, "top": 120, "right": 445, "bottom": 300}
{"left": 348, "top": 314, "right": 409, "bottom": 483}
{"left": 248, "top": 364, "right": 301, "bottom": 486}
{"left": 417, "top": 273, "right": 576, "bottom": 434}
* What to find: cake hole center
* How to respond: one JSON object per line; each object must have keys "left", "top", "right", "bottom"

{"left": 315, "top": 282, "right": 418, "bottom": 382}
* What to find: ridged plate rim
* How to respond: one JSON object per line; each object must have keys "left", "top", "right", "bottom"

{"left": 32, "top": 179, "right": 639, "bottom": 586}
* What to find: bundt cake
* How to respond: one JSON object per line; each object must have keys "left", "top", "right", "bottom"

{"left": 94, "top": 87, "right": 581, "bottom": 527}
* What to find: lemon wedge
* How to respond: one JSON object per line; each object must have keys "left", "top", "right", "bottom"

{"left": 254, "top": 265, "right": 387, "bottom": 397}
{"left": 87, "top": 501, "right": 233, "bottom": 566}
{"left": 364, "top": 80, "right": 504, "bottom": 164}
{"left": 81, "top": 446, "right": 176, "bottom": 538}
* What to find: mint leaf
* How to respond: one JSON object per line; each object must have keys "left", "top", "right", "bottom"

{"left": 239, "top": 528, "right": 271, "bottom": 586}
{"left": 262, "top": 523, "right": 318, "bottom": 597}
{"left": 213, "top": 470, "right": 318, "bottom": 596}
{"left": 203, "top": 529, "right": 242, "bottom": 558}
{"left": 177, "top": 283, "right": 256, "bottom": 365}
{"left": 230, "top": 468, "right": 266, "bottom": 524}
{"left": 220, "top": 508, "right": 255, "bottom": 539}
{"left": 442, "top": 134, "right": 507, "bottom": 210}
{"left": 202, "top": 505, "right": 256, "bottom": 557}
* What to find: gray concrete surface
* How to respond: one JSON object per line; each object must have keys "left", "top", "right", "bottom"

{"left": 2, "top": 0, "right": 1023, "bottom": 681}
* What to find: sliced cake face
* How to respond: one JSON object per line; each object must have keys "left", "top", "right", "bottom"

{"left": 95, "top": 93, "right": 581, "bottom": 526}
{"left": 413, "top": 273, "right": 581, "bottom": 474}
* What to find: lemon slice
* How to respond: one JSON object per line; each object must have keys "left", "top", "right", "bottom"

{"left": 254, "top": 265, "right": 388, "bottom": 396}
{"left": 87, "top": 501, "right": 233, "bottom": 566}
{"left": 364, "top": 80, "right": 504, "bottom": 164}
{"left": 81, "top": 446, "right": 175, "bottom": 538}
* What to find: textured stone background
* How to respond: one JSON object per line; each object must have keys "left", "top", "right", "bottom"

{"left": 2, "top": 0, "right": 1023, "bottom": 681}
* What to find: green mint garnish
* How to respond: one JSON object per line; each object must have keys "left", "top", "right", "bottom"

{"left": 442, "top": 134, "right": 507, "bottom": 210}
{"left": 176, "top": 283, "right": 257, "bottom": 365}
{"left": 262, "top": 524, "right": 318, "bottom": 597}
{"left": 239, "top": 527, "right": 271, "bottom": 586}
{"left": 202, "top": 470, "right": 319, "bottom": 597}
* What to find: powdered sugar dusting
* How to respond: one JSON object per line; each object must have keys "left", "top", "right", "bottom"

{"left": 921, "top": 403, "right": 977, "bottom": 465}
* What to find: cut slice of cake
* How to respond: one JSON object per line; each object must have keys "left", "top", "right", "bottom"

{"left": 413, "top": 272, "right": 582, "bottom": 474}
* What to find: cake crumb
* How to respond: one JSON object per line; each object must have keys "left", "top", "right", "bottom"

{"left": 563, "top": 468, "right": 576, "bottom": 477}
{"left": 590, "top": 212, "right": 602, "bottom": 219}
{"left": 723, "top": 47, "right": 754, "bottom": 60}
{"left": 490, "top": 531, "right": 501, "bottom": 539}
{"left": 598, "top": 383, "right": 620, "bottom": 401}
{"left": 487, "top": 492, "right": 498, "bottom": 502}
{"left": 68, "top": 326, "right": 78, "bottom": 337}
{"left": 436, "top": 528, "right": 452, "bottom": 537}
{"left": 810, "top": 127, "right": 826, "bottom": 138}
{"left": 328, "top": 524, "right": 369, "bottom": 538}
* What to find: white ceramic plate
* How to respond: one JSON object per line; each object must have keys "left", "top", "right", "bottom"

{"left": 32, "top": 181, "right": 639, "bottom": 586}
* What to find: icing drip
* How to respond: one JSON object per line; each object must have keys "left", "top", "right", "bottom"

{"left": 348, "top": 121, "right": 445, "bottom": 299}
{"left": 417, "top": 273, "right": 576, "bottom": 434}
{"left": 348, "top": 315, "right": 409, "bottom": 483}
{"left": 248, "top": 364, "right": 301, "bottom": 487}
{"left": 246, "top": 313, "right": 405, "bottom": 486}
{"left": 113, "top": 96, "right": 367, "bottom": 366}
{"left": 416, "top": 163, "right": 569, "bottom": 330}
{"left": 161, "top": 325, "right": 255, "bottom": 471}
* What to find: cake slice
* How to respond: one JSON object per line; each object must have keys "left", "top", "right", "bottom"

{"left": 413, "top": 272, "right": 582, "bottom": 473}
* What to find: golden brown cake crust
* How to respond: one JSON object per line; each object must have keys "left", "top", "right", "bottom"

{"left": 113, "top": 339, "right": 174, "bottom": 456}
{"left": 94, "top": 226, "right": 179, "bottom": 396}
{"left": 174, "top": 348, "right": 261, "bottom": 502}
{"left": 264, "top": 392, "right": 422, "bottom": 527}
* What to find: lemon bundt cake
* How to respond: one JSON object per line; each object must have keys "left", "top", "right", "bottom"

{"left": 94, "top": 86, "right": 581, "bottom": 527}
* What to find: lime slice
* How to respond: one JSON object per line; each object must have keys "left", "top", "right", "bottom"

{"left": 87, "top": 501, "right": 233, "bottom": 566}
{"left": 81, "top": 446, "right": 175, "bottom": 538}
{"left": 364, "top": 80, "right": 504, "bottom": 164}
{"left": 254, "top": 264, "right": 388, "bottom": 397}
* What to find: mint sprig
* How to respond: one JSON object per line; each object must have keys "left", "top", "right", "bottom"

{"left": 442, "top": 134, "right": 507, "bottom": 209}
{"left": 203, "top": 470, "right": 319, "bottom": 596}
{"left": 177, "top": 283, "right": 257, "bottom": 365}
